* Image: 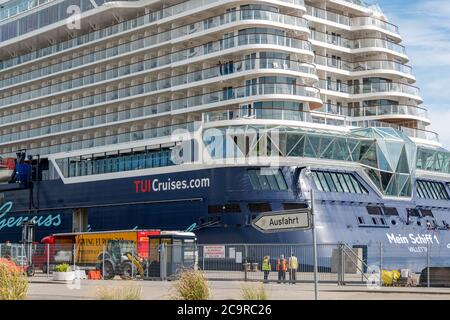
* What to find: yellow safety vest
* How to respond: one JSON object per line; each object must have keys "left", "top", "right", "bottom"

{"left": 262, "top": 259, "right": 271, "bottom": 271}
{"left": 289, "top": 256, "right": 298, "bottom": 269}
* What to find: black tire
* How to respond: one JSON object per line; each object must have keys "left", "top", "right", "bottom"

{"left": 120, "top": 261, "right": 133, "bottom": 280}
{"left": 26, "top": 265, "right": 35, "bottom": 277}
{"left": 101, "top": 260, "right": 115, "bottom": 280}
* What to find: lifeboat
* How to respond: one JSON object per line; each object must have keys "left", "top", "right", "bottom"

{"left": 0, "top": 158, "right": 15, "bottom": 183}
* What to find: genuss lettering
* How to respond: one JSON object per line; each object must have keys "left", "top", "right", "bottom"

{"left": 0, "top": 201, "right": 62, "bottom": 231}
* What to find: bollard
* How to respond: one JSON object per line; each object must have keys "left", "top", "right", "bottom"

{"left": 427, "top": 242, "right": 430, "bottom": 288}
{"left": 47, "top": 243, "right": 50, "bottom": 278}
{"left": 244, "top": 245, "right": 248, "bottom": 282}
{"left": 131, "top": 245, "right": 135, "bottom": 279}
{"left": 102, "top": 244, "right": 105, "bottom": 280}
{"left": 73, "top": 244, "right": 76, "bottom": 272}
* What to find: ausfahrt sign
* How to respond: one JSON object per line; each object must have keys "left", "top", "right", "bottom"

{"left": 252, "top": 209, "right": 311, "bottom": 233}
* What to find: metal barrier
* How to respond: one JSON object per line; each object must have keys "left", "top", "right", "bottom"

{"left": 0, "top": 242, "right": 448, "bottom": 287}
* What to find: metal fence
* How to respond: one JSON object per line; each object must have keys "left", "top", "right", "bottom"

{"left": 0, "top": 242, "right": 449, "bottom": 287}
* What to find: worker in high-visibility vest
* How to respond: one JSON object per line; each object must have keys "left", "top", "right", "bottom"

{"left": 262, "top": 256, "right": 271, "bottom": 283}
{"left": 288, "top": 253, "right": 299, "bottom": 284}
{"left": 276, "top": 254, "right": 287, "bottom": 283}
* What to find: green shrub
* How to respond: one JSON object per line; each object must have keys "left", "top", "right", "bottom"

{"left": 0, "top": 258, "right": 28, "bottom": 300}
{"left": 95, "top": 285, "right": 142, "bottom": 300}
{"left": 54, "top": 263, "right": 70, "bottom": 272}
{"left": 173, "top": 269, "right": 210, "bottom": 300}
{"left": 241, "top": 284, "right": 268, "bottom": 300}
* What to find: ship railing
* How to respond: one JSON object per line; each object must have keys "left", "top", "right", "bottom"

{"left": 0, "top": 8, "right": 309, "bottom": 89}
{"left": 0, "top": 0, "right": 306, "bottom": 70}
{"left": 314, "top": 55, "right": 412, "bottom": 75}
{"left": 306, "top": 5, "right": 399, "bottom": 34}
{"left": 0, "top": 58, "right": 317, "bottom": 127}
{"left": 0, "top": 32, "right": 313, "bottom": 108}
{"left": 310, "top": 30, "right": 405, "bottom": 54}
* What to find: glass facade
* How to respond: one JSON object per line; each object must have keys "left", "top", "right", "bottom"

{"left": 416, "top": 180, "right": 449, "bottom": 200}
{"left": 203, "top": 125, "right": 436, "bottom": 197}
{"left": 248, "top": 169, "right": 288, "bottom": 190}
{"left": 416, "top": 147, "right": 450, "bottom": 174}
{"left": 312, "top": 171, "right": 368, "bottom": 194}
{"left": 56, "top": 146, "right": 174, "bottom": 178}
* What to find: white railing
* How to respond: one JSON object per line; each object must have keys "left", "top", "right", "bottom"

{"left": 0, "top": 9, "right": 309, "bottom": 89}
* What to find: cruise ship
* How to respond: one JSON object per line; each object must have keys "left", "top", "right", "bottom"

{"left": 0, "top": 0, "right": 449, "bottom": 270}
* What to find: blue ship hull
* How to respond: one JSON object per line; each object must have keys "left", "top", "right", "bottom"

{"left": 0, "top": 166, "right": 449, "bottom": 272}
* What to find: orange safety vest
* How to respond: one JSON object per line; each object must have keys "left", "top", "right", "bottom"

{"left": 276, "top": 258, "right": 287, "bottom": 271}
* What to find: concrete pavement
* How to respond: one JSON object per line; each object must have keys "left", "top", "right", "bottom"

{"left": 25, "top": 274, "right": 450, "bottom": 300}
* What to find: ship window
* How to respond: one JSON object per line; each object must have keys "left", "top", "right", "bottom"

{"left": 407, "top": 208, "right": 420, "bottom": 217}
{"left": 417, "top": 180, "right": 449, "bottom": 200}
{"left": 248, "top": 169, "right": 287, "bottom": 190}
{"left": 312, "top": 171, "right": 368, "bottom": 194}
{"left": 367, "top": 206, "right": 383, "bottom": 215}
{"left": 357, "top": 217, "right": 364, "bottom": 224}
{"left": 248, "top": 202, "right": 272, "bottom": 213}
{"left": 419, "top": 209, "right": 434, "bottom": 218}
{"left": 383, "top": 207, "right": 399, "bottom": 216}
{"left": 372, "top": 217, "right": 378, "bottom": 225}
{"left": 58, "top": 145, "right": 176, "bottom": 177}
{"left": 380, "top": 218, "right": 387, "bottom": 225}
{"left": 282, "top": 203, "right": 308, "bottom": 210}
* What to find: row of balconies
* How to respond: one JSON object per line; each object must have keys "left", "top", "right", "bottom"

{"left": 313, "top": 55, "right": 413, "bottom": 78}
{"left": 318, "top": 79, "right": 421, "bottom": 98}
{"left": 0, "top": 105, "right": 439, "bottom": 158}
{"left": 0, "top": 32, "right": 313, "bottom": 108}
{"left": 0, "top": 8, "right": 310, "bottom": 89}
{"left": 0, "top": 82, "right": 322, "bottom": 145}
{"left": 0, "top": 84, "right": 432, "bottom": 149}
{"left": 0, "top": 57, "right": 317, "bottom": 126}
{"left": 305, "top": 5, "right": 399, "bottom": 35}
{"left": 1, "top": 30, "right": 412, "bottom": 106}
{"left": 0, "top": 0, "right": 306, "bottom": 70}
{"left": 310, "top": 30, "right": 405, "bottom": 56}
{"left": 0, "top": 61, "right": 422, "bottom": 133}
{"left": 203, "top": 107, "right": 438, "bottom": 141}
{"left": 316, "top": 103, "right": 428, "bottom": 119}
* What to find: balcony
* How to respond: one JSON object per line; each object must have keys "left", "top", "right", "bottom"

{"left": 319, "top": 79, "right": 421, "bottom": 99}
{"left": 0, "top": 58, "right": 317, "bottom": 126}
{"left": 203, "top": 107, "right": 439, "bottom": 142}
{"left": 0, "top": 32, "right": 313, "bottom": 108}
{"left": 316, "top": 103, "right": 429, "bottom": 120}
{"left": 0, "top": 83, "right": 321, "bottom": 145}
{"left": 310, "top": 30, "right": 406, "bottom": 56}
{"left": 314, "top": 55, "right": 413, "bottom": 76}
{"left": 0, "top": 9, "right": 310, "bottom": 89}
{"left": 306, "top": 5, "right": 399, "bottom": 35}
{"left": 0, "top": 0, "right": 306, "bottom": 69}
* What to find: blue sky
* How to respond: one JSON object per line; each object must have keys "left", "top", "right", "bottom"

{"left": 370, "top": 0, "right": 450, "bottom": 148}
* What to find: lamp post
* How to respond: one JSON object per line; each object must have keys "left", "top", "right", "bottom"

{"left": 304, "top": 167, "right": 318, "bottom": 300}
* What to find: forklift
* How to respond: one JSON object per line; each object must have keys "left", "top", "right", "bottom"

{"left": 97, "top": 240, "right": 147, "bottom": 280}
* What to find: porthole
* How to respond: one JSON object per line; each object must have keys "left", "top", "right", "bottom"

{"left": 391, "top": 219, "right": 397, "bottom": 226}
{"left": 417, "top": 221, "right": 422, "bottom": 227}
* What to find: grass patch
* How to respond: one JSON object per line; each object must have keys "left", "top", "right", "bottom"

{"left": 173, "top": 269, "right": 210, "bottom": 300}
{"left": 95, "top": 285, "right": 142, "bottom": 300}
{"left": 241, "top": 284, "right": 268, "bottom": 300}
